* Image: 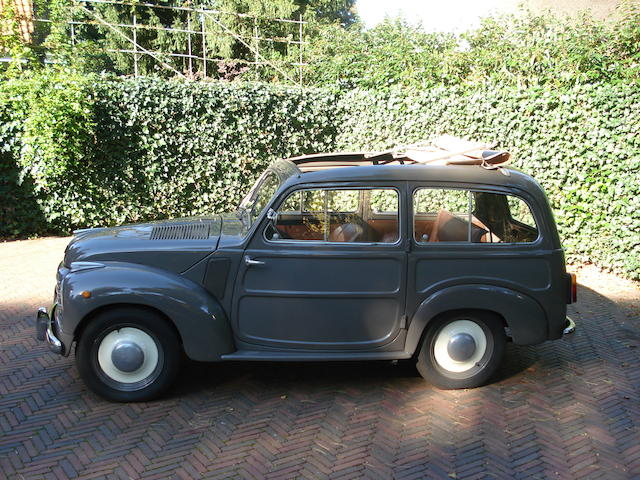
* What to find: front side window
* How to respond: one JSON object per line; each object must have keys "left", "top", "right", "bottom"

{"left": 267, "top": 188, "right": 399, "bottom": 243}
{"left": 414, "top": 188, "right": 538, "bottom": 244}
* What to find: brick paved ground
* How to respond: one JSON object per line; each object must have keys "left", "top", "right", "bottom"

{"left": 1, "top": 237, "right": 639, "bottom": 480}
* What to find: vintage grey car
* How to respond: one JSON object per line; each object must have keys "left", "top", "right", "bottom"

{"left": 36, "top": 149, "right": 577, "bottom": 401}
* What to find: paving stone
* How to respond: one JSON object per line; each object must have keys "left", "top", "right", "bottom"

{"left": 1, "top": 239, "right": 639, "bottom": 479}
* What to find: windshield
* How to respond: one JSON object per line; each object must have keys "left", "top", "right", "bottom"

{"left": 237, "top": 171, "right": 281, "bottom": 228}
{"left": 237, "top": 160, "right": 301, "bottom": 229}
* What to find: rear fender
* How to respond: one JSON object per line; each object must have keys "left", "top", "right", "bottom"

{"left": 405, "top": 284, "right": 547, "bottom": 355}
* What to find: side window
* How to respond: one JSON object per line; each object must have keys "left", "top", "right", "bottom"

{"left": 266, "top": 188, "right": 399, "bottom": 243}
{"left": 371, "top": 189, "right": 399, "bottom": 213}
{"left": 328, "top": 190, "right": 359, "bottom": 212}
{"left": 413, "top": 188, "right": 538, "bottom": 244}
{"left": 414, "top": 189, "right": 475, "bottom": 243}
{"left": 507, "top": 195, "right": 536, "bottom": 229}
{"left": 280, "top": 191, "right": 302, "bottom": 212}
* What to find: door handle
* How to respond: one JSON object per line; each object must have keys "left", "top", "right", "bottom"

{"left": 244, "top": 255, "right": 265, "bottom": 267}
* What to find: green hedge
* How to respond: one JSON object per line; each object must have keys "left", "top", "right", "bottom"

{"left": 1, "top": 75, "right": 638, "bottom": 279}
{"left": 337, "top": 85, "right": 640, "bottom": 279}
{"left": 0, "top": 74, "right": 342, "bottom": 233}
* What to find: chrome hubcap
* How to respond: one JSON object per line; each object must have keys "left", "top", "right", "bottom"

{"left": 447, "top": 332, "right": 476, "bottom": 362}
{"left": 434, "top": 320, "right": 487, "bottom": 373}
{"left": 111, "top": 341, "right": 145, "bottom": 373}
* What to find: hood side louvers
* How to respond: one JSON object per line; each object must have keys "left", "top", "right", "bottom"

{"left": 150, "top": 222, "right": 212, "bottom": 240}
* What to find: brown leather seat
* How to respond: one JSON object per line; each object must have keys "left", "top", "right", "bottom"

{"left": 430, "top": 210, "right": 501, "bottom": 243}
{"left": 329, "top": 223, "right": 364, "bottom": 242}
{"left": 380, "top": 231, "right": 399, "bottom": 243}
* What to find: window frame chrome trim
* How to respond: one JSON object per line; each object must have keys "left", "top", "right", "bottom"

{"left": 411, "top": 185, "right": 543, "bottom": 247}
{"left": 262, "top": 185, "right": 403, "bottom": 247}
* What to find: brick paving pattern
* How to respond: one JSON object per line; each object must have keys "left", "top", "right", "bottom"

{"left": 1, "top": 237, "right": 639, "bottom": 479}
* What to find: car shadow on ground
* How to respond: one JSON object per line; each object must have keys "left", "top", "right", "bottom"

{"left": 166, "top": 281, "right": 629, "bottom": 399}
{"left": 167, "top": 337, "right": 541, "bottom": 399}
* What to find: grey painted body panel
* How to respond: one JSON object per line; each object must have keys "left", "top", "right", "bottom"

{"left": 404, "top": 179, "right": 567, "bottom": 348}
{"left": 47, "top": 160, "right": 572, "bottom": 364}
{"left": 231, "top": 178, "right": 409, "bottom": 352}
{"left": 234, "top": 248, "right": 407, "bottom": 350}
{"left": 405, "top": 284, "right": 548, "bottom": 353}
{"left": 66, "top": 216, "right": 222, "bottom": 273}
{"left": 58, "top": 262, "right": 234, "bottom": 360}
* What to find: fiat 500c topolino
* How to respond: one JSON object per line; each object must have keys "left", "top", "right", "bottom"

{"left": 36, "top": 150, "right": 577, "bottom": 402}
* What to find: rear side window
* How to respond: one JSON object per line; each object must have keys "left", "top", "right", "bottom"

{"left": 413, "top": 188, "right": 538, "bottom": 244}
{"left": 267, "top": 188, "right": 399, "bottom": 243}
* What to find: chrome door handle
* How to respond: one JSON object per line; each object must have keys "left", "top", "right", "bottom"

{"left": 244, "top": 255, "right": 265, "bottom": 267}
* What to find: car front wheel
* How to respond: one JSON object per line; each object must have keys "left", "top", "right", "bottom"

{"left": 76, "top": 307, "right": 181, "bottom": 402}
{"left": 416, "top": 312, "right": 506, "bottom": 389}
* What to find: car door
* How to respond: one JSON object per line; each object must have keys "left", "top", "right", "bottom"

{"left": 232, "top": 184, "right": 408, "bottom": 351}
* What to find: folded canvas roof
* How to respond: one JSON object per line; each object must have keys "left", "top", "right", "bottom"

{"left": 287, "top": 135, "right": 511, "bottom": 173}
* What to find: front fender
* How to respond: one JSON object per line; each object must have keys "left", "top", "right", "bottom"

{"left": 60, "top": 262, "right": 235, "bottom": 361}
{"left": 405, "top": 284, "right": 547, "bottom": 355}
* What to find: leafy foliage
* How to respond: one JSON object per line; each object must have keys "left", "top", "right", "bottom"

{"left": 305, "top": 18, "right": 460, "bottom": 90}
{"left": 7, "top": 2, "right": 638, "bottom": 89}
{"left": 337, "top": 84, "right": 640, "bottom": 278}
{"left": 0, "top": 71, "right": 94, "bottom": 235}
{"left": 25, "top": 0, "right": 355, "bottom": 81}
{"left": 1, "top": 75, "right": 638, "bottom": 278}
{"left": 0, "top": 73, "right": 342, "bottom": 235}
{"left": 306, "top": 6, "right": 640, "bottom": 89}
{"left": 456, "top": 4, "right": 640, "bottom": 87}
{"left": 0, "top": 82, "right": 46, "bottom": 237}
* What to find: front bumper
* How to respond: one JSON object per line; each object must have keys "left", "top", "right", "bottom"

{"left": 36, "top": 306, "right": 65, "bottom": 355}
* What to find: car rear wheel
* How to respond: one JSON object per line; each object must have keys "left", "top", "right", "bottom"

{"left": 416, "top": 312, "right": 506, "bottom": 389}
{"left": 76, "top": 307, "right": 181, "bottom": 402}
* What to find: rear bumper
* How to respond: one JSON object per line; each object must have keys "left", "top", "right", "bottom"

{"left": 36, "top": 307, "right": 65, "bottom": 355}
{"left": 562, "top": 316, "right": 576, "bottom": 336}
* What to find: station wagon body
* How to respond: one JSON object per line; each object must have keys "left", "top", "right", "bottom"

{"left": 37, "top": 151, "right": 577, "bottom": 401}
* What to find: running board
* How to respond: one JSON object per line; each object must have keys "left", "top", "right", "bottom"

{"left": 221, "top": 350, "right": 412, "bottom": 362}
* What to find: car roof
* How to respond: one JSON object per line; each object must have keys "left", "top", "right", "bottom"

{"left": 275, "top": 158, "right": 541, "bottom": 193}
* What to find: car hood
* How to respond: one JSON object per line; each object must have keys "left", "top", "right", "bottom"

{"left": 65, "top": 216, "right": 224, "bottom": 274}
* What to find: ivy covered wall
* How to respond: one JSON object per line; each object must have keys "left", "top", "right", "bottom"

{"left": 337, "top": 85, "right": 640, "bottom": 278}
{"left": 0, "top": 74, "right": 342, "bottom": 233}
{"left": 1, "top": 75, "right": 638, "bottom": 278}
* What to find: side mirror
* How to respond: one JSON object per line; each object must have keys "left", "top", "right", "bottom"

{"left": 266, "top": 208, "right": 278, "bottom": 225}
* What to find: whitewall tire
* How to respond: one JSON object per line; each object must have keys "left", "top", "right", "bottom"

{"left": 417, "top": 312, "right": 506, "bottom": 389}
{"left": 76, "top": 307, "right": 181, "bottom": 402}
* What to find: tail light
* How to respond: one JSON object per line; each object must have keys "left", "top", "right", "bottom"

{"left": 568, "top": 273, "right": 577, "bottom": 303}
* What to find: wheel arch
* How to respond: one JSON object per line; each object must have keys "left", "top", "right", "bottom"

{"left": 404, "top": 284, "right": 547, "bottom": 356}
{"left": 409, "top": 308, "right": 506, "bottom": 358}
{"left": 62, "top": 262, "right": 236, "bottom": 361}
{"left": 74, "top": 303, "right": 183, "bottom": 348}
